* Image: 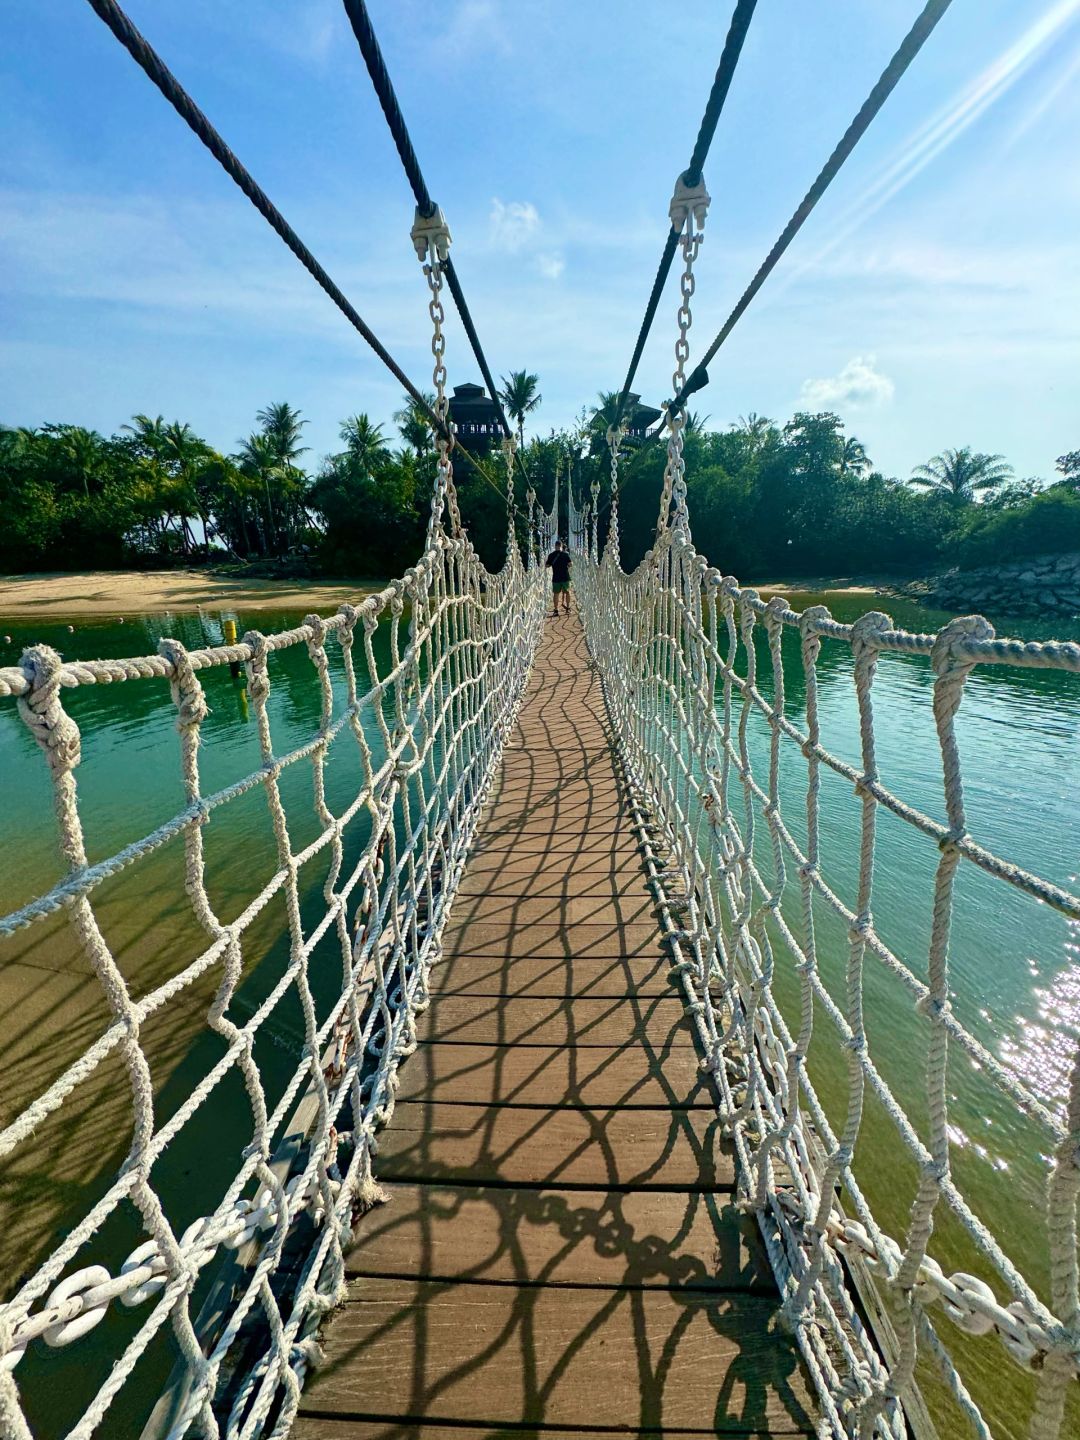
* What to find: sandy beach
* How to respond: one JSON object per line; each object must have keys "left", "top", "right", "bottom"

{"left": 0, "top": 569, "right": 377, "bottom": 619}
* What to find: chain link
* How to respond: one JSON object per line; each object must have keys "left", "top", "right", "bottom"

{"left": 605, "top": 424, "right": 625, "bottom": 561}
{"left": 658, "top": 175, "right": 709, "bottom": 536}
{"left": 411, "top": 205, "right": 461, "bottom": 538}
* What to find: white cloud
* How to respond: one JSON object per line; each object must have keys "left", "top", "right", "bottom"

{"left": 489, "top": 198, "right": 540, "bottom": 252}
{"left": 536, "top": 252, "right": 565, "bottom": 280}
{"left": 800, "top": 355, "right": 895, "bottom": 410}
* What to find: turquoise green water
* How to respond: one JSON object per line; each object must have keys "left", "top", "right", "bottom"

{"left": 739, "top": 589, "right": 1080, "bottom": 1438}
{"left": 1, "top": 592, "right": 1078, "bottom": 1438}
{"left": 0, "top": 604, "right": 395, "bottom": 1438}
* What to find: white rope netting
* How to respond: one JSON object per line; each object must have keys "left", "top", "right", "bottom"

{"left": 577, "top": 529, "right": 1080, "bottom": 1439}
{"left": 0, "top": 532, "right": 544, "bottom": 1440}
{"left": 0, "top": 207, "right": 546, "bottom": 1440}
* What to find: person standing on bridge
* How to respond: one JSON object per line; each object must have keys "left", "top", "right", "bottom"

{"left": 546, "top": 539, "right": 572, "bottom": 618}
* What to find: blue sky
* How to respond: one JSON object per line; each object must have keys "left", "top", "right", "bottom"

{"left": 2, "top": 0, "right": 1078, "bottom": 483}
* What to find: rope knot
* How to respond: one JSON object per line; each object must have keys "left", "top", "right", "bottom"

{"left": 931, "top": 613, "right": 995, "bottom": 679}
{"left": 243, "top": 630, "right": 271, "bottom": 701}
{"left": 18, "top": 644, "right": 81, "bottom": 775}
{"left": 798, "top": 603, "right": 831, "bottom": 639}
{"left": 849, "top": 609, "right": 892, "bottom": 670}
{"left": 848, "top": 914, "right": 871, "bottom": 944}
{"left": 764, "top": 593, "right": 789, "bottom": 631}
{"left": 915, "top": 992, "right": 951, "bottom": 1023}
{"left": 919, "top": 1156, "right": 949, "bottom": 1184}
{"left": 304, "top": 613, "right": 328, "bottom": 655}
{"left": 158, "top": 637, "right": 209, "bottom": 731}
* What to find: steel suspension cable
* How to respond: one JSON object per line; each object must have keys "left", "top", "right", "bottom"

{"left": 671, "top": 0, "right": 955, "bottom": 412}
{"left": 81, "top": 0, "right": 443, "bottom": 429}
{"left": 611, "top": 0, "right": 759, "bottom": 432}
{"left": 341, "top": 0, "right": 516, "bottom": 448}
{"left": 83, "top": 0, "right": 513, "bottom": 508}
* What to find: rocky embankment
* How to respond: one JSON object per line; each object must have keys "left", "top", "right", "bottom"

{"left": 897, "top": 551, "right": 1080, "bottom": 618}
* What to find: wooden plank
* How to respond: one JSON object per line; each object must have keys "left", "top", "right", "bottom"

{"left": 460, "top": 847, "right": 645, "bottom": 878}
{"left": 291, "top": 1423, "right": 815, "bottom": 1439}
{"left": 299, "top": 1278, "right": 815, "bottom": 1432}
{"left": 457, "top": 868, "right": 651, "bottom": 900}
{"left": 374, "top": 1103, "right": 733, "bottom": 1190}
{"left": 441, "top": 921, "right": 664, "bottom": 959}
{"left": 481, "top": 813, "right": 630, "bottom": 830}
{"left": 345, "top": 1184, "right": 775, "bottom": 1291}
{"left": 445, "top": 892, "right": 654, "bottom": 927}
{"left": 416, "top": 994, "right": 692, "bottom": 1049}
{"left": 394, "top": 1041, "right": 711, "bottom": 1108}
{"left": 433, "top": 950, "right": 673, "bottom": 998}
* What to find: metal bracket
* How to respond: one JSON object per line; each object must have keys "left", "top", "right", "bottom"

{"left": 410, "top": 203, "right": 452, "bottom": 262}
{"left": 669, "top": 174, "right": 710, "bottom": 233}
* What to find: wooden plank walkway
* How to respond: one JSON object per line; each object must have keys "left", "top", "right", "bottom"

{"left": 294, "top": 615, "right": 816, "bottom": 1439}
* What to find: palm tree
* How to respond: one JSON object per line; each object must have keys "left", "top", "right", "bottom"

{"left": 911, "top": 447, "right": 1013, "bottom": 504}
{"left": 237, "top": 431, "right": 288, "bottom": 552}
{"left": 253, "top": 403, "right": 310, "bottom": 549}
{"left": 394, "top": 391, "right": 436, "bottom": 459}
{"left": 735, "top": 413, "right": 777, "bottom": 459}
{"left": 839, "top": 435, "right": 871, "bottom": 478}
{"left": 255, "top": 402, "right": 308, "bottom": 468}
{"left": 499, "top": 370, "right": 542, "bottom": 448}
{"left": 123, "top": 414, "right": 168, "bottom": 454}
{"left": 684, "top": 411, "right": 711, "bottom": 437}
{"left": 340, "top": 414, "right": 388, "bottom": 474}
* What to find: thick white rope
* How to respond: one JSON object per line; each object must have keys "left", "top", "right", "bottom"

{"left": 0, "top": 209, "right": 546, "bottom": 1439}
{"left": 577, "top": 531, "right": 1080, "bottom": 1440}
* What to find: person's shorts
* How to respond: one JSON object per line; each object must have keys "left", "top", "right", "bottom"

{"left": 552, "top": 580, "right": 570, "bottom": 593}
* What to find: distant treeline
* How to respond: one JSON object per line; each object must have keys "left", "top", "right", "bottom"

{"left": 2, "top": 389, "right": 1078, "bottom": 580}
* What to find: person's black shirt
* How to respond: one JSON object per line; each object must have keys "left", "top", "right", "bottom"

{"left": 546, "top": 549, "right": 571, "bottom": 583}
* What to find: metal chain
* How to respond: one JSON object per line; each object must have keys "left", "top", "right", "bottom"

{"left": 411, "top": 206, "right": 462, "bottom": 538}
{"left": 501, "top": 437, "right": 517, "bottom": 556}
{"left": 605, "top": 425, "right": 625, "bottom": 562}
{"left": 658, "top": 176, "right": 709, "bottom": 536}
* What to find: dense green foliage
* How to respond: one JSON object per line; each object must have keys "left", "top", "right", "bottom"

{"left": 610, "top": 410, "right": 1080, "bottom": 576}
{"left": 2, "top": 395, "right": 1077, "bottom": 579}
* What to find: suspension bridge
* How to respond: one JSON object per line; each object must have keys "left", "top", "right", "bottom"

{"left": 2, "top": 2, "right": 1079, "bottom": 1439}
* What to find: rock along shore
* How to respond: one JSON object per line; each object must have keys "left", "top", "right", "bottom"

{"left": 897, "top": 551, "right": 1080, "bottom": 619}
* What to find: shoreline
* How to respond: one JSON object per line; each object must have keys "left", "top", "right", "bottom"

{"left": 0, "top": 569, "right": 378, "bottom": 620}
{"left": 0, "top": 568, "right": 905, "bottom": 622}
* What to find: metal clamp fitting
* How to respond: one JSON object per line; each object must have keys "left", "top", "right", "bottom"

{"left": 410, "top": 204, "right": 452, "bottom": 262}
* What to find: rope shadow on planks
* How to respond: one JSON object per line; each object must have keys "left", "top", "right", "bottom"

{"left": 295, "top": 615, "right": 817, "bottom": 1438}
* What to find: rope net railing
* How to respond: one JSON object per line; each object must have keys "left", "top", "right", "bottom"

{"left": 577, "top": 525, "right": 1080, "bottom": 1438}
{"left": 0, "top": 524, "right": 544, "bottom": 1438}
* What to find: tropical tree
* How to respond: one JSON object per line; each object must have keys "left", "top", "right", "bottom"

{"left": 394, "top": 391, "right": 436, "bottom": 459}
{"left": 499, "top": 370, "right": 542, "bottom": 448}
{"left": 236, "top": 404, "right": 312, "bottom": 552}
{"left": 339, "top": 414, "right": 389, "bottom": 474}
{"left": 910, "top": 447, "right": 1013, "bottom": 504}
{"left": 839, "top": 435, "right": 871, "bottom": 478}
{"left": 736, "top": 413, "right": 778, "bottom": 458}
{"left": 1055, "top": 450, "right": 1080, "bottom": 487}
{"left": 255, "top": 402, "right": 308, "bottom": 469}
{"left": 237, "top": 431, "right": 287, "bottom": 553}
{"left": 40, "top": 424, "right": 109, "bottom": 500}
